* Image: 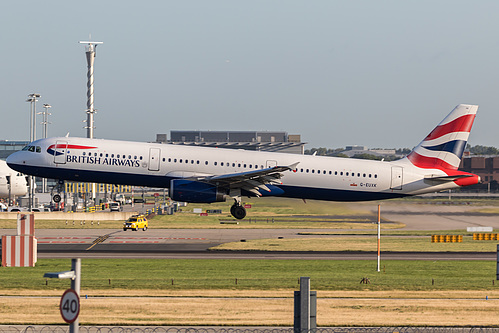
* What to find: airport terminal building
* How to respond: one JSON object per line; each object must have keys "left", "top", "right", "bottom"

{"left": 156, "top": 131, "right": 305, "bottom": 154}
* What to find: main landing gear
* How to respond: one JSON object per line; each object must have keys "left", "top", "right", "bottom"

{"left": 230, "top": 199, "right": 246, "bottom": 220}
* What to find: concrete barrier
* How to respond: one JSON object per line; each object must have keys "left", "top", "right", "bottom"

{"left": 0, "top": 211, "right": 138, "bottom": 221}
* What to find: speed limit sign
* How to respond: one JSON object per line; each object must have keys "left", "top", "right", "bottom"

{"left": 60, "top": 289, "right": 80, "bottom": 323}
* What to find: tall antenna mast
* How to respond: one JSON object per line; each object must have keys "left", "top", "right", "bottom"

{"left": 79, "top": 38, "right": 103, "bottom": 139}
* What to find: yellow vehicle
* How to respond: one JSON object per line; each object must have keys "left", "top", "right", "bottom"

{"left": 123, "top": 215, "right": 148, "bottom": 231}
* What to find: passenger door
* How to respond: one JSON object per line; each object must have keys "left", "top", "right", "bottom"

{"left": 148, "top": 148, "right": 161, "bottom": 171}
{"left": 390, "top": 166, "right": 403, "bottom": 190}
{"left": 54, "top": 141, "right": 68, "bottom": 164}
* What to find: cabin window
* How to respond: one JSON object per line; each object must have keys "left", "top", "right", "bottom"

{"left": 168, "top": 158, "right": 171, "bottom": 162}
{"left": 185, "top": 159, "right": 188, "bottom": 163}
{"left": 363, "top": 173, "right": 366, "bottom": 177}
{"left": 162, "top": 158, "right": 165, "bottom": 162}
{"left": 346, "top": 172, "right": 349, "bottom": 176}
{"left": 197, "top": 160, "right": 200, "bottom": 164}
{"left": 82, "top": 152, "right": 86, "bottom": 156}
{"left": 191, "top": 160, "right": 194, "bottom": 164}
{"left": 374, "top": 174, "right": 378, "bottom": 178}
{"left": 174, "top": 159, "right": 177, "bottom": 163}
{"left": 306, "top": 169, "right": 309, "bottom": 173}
{"left": 232, "top": 163, "right": 235, "bottom": 167}
{"left": 140, "top": 156, "right": 143, "bottom": 160}
{"left": 214, "top": 162, "right": 218, "bottom": 166}
{"left": 312, "top": 170, "right": 315, "bottom": 174}
{"left": 221, "top": 162, "right": 224, "bottom": 166}
{"left": 238, "top": 163, "right": 241, "bottom": 168}
{"left": 369, "top": 174, "right": 372, "bottom": 178}
{"left": 340, "top": 172, "right": 343, "bottom": 176}
{"left": 205, "top": 161, "right": 208, "bottom": 165}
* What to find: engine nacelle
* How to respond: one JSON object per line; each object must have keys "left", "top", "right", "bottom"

{"left": 170, "top": 179, "right": 226, "bottom": 203}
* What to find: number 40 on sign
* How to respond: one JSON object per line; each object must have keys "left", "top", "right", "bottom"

{"left": 60, "top": 289, "right": 80, "bottom": 323}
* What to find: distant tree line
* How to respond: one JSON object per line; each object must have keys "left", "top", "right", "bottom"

{"left": 467, "top": 145, "right": 499, "bottom": 155}
{"left": 304, "top": 145, "right": 499, "bottom": 159}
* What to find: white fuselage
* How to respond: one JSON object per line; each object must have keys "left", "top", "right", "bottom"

{"left": 6, "top": 137, "right": 463, "bottom": 202}
{"left": 0, "top": 160, "right": 28, "bottom": 197}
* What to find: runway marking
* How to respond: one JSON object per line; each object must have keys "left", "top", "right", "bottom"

{"left": 38, "top": 237, "right": 93, "bottom": 240}
{"left": 86, "top": 234, "right": 111, "bottom": 251}
{"left": 38, "top": 241, "right": 88, "bottom": 244}
{"left": 109, "top": 241, "right": 160, "bottom": 244}
{"left": 113, "top": 237, "right": 206, "bottom": 240}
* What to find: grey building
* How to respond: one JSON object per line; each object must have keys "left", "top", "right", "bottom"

{"left": 0, "top": 141, "right": 29, "bottom": 159}
{"left": 157, "top": 131, "right": 305, "bottom": 154}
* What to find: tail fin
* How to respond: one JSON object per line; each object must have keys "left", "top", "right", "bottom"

{"left": 406, "top": 104, "right": 478, "bottom": 170}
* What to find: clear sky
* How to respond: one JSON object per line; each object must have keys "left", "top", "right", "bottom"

{"left": 1, "top": 1, "right": 498, "bottom": 149}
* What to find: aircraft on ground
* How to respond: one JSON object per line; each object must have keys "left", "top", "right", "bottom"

{"left": 6, "top": 104, "right": 481, "bottom": 219}
{"left": 0, "top": 159, "right": 28, "bottom": 199}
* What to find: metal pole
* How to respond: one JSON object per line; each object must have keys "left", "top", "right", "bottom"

{"left": 300, "top": 277, "right": 310, "bottom": 332}
{"left": 70, "top": 258, "right": 81, "bottom": 333}
{"left": 79, "top": 40, "right": 102, "bottom": 202}
{"left": 377, "top": 204, "right": 381, "bottom": 272}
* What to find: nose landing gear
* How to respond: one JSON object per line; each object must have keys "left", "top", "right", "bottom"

{"left": 230, "top": 199, "right": 246, "bottom": 220}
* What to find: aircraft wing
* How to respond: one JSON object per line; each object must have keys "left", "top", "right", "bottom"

{"left": 196, "top": 162, "right": 299, "bottom": 197}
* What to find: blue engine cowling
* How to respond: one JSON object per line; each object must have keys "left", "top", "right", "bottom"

{"left": 170, "top": 179, "right": 226, "bottom": 203}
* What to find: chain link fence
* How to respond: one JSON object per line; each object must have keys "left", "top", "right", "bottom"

{"left": 1, "top": 327, "right": 498, "bottom": 333}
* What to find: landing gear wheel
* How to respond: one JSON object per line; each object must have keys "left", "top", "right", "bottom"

{"left": 53, "top": 194, "right": 61, "bottom": 203}
{"left": 231, "top": 205, "right": 246, "bottom": 220}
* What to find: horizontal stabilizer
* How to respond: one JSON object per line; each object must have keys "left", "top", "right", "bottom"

{"left": 424, "top": 174, "right": 474, "bottom": 182}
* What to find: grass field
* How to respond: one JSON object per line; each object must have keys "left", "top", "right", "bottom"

{"left": 2, "top": 259, "right": 499, "bottom": 326}
{"left": 1, "top": 259, "right": 497, "bottom": 292}
{"left": 211, "top": 235, "right": 499, "bottom": 252}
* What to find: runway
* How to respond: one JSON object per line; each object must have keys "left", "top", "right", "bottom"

{"left": 2, "top": 201, "right": 498, "bottom": 260}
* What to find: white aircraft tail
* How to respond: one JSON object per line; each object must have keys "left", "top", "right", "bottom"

{"left": 404, "top": 104, "right": 478, "bottom": 171}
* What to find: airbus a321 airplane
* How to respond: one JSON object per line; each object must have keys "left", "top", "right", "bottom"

{"left": 0, "top": 159, "right": 28, "bottom": 198}
{"left": 7, "top": 104, "right": 481, "bottom": 219}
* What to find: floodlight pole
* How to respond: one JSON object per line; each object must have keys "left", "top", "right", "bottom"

{"left": 79, "top": 39, "right": 103, "bottom": 202}
{"left": 26, "top": 94, "right": 41, "bottom": 211}
{"left": 377, "top": 204, "right": 381, "bottom": 272}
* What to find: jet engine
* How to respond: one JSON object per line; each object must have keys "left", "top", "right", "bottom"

{"left": 170, "top": 179, "right": 226, "bottom": 203}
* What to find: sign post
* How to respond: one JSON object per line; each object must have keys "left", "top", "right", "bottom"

{"left": 377, "top": 205, "right": 381, "bottom": 272}
{"left": 44, "top": 258, "right": 81, "bottom": 333}
{"left": 60, "top": 289, "right": 80, "bottom": 324}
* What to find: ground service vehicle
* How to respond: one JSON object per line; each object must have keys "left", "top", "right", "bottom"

{"left": 123, "top": 215, "right": 148, "bottom": 231}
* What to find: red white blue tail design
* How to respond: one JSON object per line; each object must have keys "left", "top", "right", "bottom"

{"left": 406, "top": 104, "right": 478, "bottom": 171}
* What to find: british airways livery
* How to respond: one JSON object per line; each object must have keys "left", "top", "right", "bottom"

{"left": 7, "top": 104, "right": 481, "bottom": 219}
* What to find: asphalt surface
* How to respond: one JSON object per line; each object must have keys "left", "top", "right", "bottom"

{"left": 2, "top": 201, "right": 498, "bottom": 260}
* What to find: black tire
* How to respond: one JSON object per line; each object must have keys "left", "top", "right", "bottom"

{"left": 53, "top": 194, "right": 61, "bottom": 203}
{"left": 123, "top": 228, "right": 127, "bottom": 231}
{"left": 230, "top": 205, "right": 236, "bottom": 217}
{"left": 134, "top": 227, "right": 138, "bottom": 231}
{"left": 143, "top": 226, "right": 147, "bottom": 231}
{"left": 232, "top": 206, "right": 246, "bottom": 220}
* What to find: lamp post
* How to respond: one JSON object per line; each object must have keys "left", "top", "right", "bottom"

{"left": 26, "top": 94, "right": 41, "bottom": 210}
{"left": 38, "top": 104, "right": 51, "bottom": 193}
{"left": 79, "top": 39, "right": 103, "bottom": 204}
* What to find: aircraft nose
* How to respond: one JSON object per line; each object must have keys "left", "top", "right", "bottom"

{"left": 7, "top": 151, "right": 30, "bottom": 173}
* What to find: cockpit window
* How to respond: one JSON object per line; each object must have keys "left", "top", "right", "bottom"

{"left": 35, "top": 146, "right": 41, "bottom": 153}
{"left": 22, "top": 146, "right": 30, "bottom": 151}
{"left": 28, "top": 146, "right": 35, "bottom": 152}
